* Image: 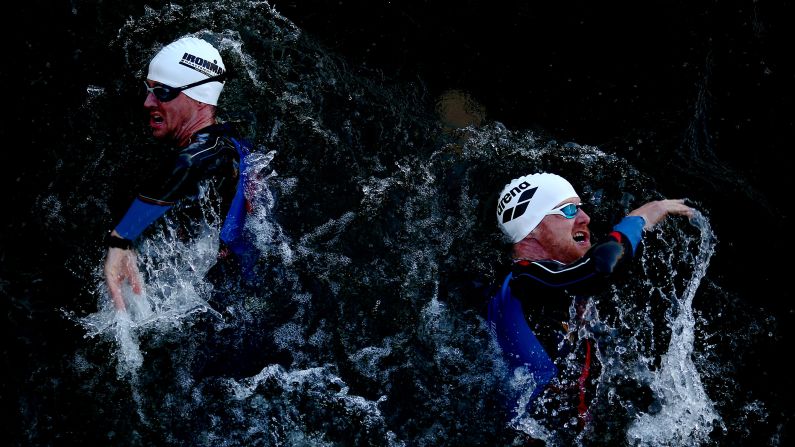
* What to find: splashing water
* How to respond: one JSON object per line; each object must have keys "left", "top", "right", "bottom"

{"left": 29, "top": 1, "right": 766, "bottom": 445}
{"left": 223, "top": 364, "right": 405, "bottom": 447}
{"left": 75, "top": 150, "right": 281, "bottom": 378}
{"left": 626, "top": 210, "right": 723, "bottom": 445}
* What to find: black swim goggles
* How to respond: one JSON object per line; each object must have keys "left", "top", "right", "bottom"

{"left": 545, "top": 202, "right": 583, "bottom": 219}
{"left": 143, "top": 72, "right": 227, "bottom": 102}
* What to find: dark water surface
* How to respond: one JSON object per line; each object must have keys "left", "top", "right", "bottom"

{"left": 4, "top": 1, "right": 794, "bottom": 446}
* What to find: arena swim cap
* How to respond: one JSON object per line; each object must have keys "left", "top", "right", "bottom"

{"left": 496, "top": 173, "right": 579, "bottom": 243}
{"left": 147, "top": 36, "right": 226, "bottom": 106}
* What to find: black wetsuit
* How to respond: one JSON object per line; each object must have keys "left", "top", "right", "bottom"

{"left": 112, "top": 122, "right": 255, "bottom": 266}
{"left": 486, "top": 215, "right": 644, "bottom": 422}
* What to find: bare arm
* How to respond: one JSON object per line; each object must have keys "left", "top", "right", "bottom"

{"left": 628, "top": 199, "right": 694, "bottom": 230}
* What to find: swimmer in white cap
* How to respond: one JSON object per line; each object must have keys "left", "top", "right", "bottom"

{"left": 103, "top": 35, "right": 257, "bottom": 311}
{"left": 142, "top": 35, "right": 227, "bottom": 146}
{"left": 487, "top": 171, "right": 693, "bottom": 432}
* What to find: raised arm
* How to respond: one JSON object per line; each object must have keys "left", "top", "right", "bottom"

{"left": 628, "top": 199, "right": 694, "bottom": 230}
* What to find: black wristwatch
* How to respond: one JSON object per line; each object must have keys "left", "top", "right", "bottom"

{"left": 107, "top": 232, "right": 133, "bottom": 250}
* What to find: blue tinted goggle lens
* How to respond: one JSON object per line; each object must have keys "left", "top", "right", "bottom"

{"left": 559, "top": 203, "right": 578, "bottom": 218}
{"left": 546, "top": 202, "right": 581, "bottom": 219}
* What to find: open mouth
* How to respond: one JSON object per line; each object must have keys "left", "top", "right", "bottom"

{"left": 573, "top": 231, "right": 587, "bottom": 243}
{"left": 152, "top": 114, "right": 164, "bottom": 124}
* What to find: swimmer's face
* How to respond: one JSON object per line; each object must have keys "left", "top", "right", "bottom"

{"left": 528, "top": 197, "right": 591, "bottom": 263}
{"left": 143, "top": 80, "right": 201, "bottom": 146}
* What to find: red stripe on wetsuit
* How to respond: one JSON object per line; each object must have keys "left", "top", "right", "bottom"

{"left": 577, "top": 338, "right": 593, "bottom": 429}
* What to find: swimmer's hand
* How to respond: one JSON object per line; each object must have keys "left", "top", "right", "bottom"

{"left": 104, "top": 246, "right": 143, "bottom": 311}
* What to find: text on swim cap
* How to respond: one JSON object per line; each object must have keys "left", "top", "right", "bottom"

{"left": 497, "top": 181, "right": 531, "bottom": 215}
{"left": 499, "top": 182, "right": 537, "bottom": 223}
{"left": 179, "top": 52, "right": 225, "bottom": 78}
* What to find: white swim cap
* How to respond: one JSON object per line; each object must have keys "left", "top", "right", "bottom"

{"left": 147, "top": 36, "right": 226, "bottom": 105}
{"left": 496, "top": 173, "right": 579, "bottom": 243}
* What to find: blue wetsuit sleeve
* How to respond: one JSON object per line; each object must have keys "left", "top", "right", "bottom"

{"left": 114, "top": 197, "right": 172, "bottom": 240}
{"left": 611, "top": 215, "right": 645, "bottom": 256}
